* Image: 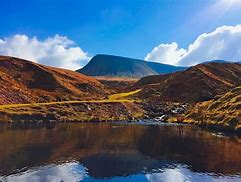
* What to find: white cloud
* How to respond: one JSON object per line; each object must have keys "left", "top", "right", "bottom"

{"left": 145, "top": 24, "right": 241, "bottom": 66}
{"left": 0, "top": 34, "right": 90, "bottom": 70}
{"left": 145, "top": 42, "right": 186, "bottom": 65}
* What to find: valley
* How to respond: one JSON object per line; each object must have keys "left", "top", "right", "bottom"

{"left": 2, "top": 1, "right": 241, "bottom": 181}
{"left": 0, "top": 55, "right": 240, "bottom": 134}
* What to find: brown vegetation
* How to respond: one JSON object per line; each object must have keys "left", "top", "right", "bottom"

{"left": 0, "top": 56, "right": 240, "bottom": 134}
{"left": 133, "top": 62, "right": 241, "bottom": 103}
{"left": 0, "top": 56, "right": 108, "bottom": 104}
{"left": 0, "top": 101, "right": 144, "bottom": 123}
{"left": 169, "top": 86, "right": 241, "bottom": 132}
{"left": 95, "top": 76, "right": 138, "bottom": 91}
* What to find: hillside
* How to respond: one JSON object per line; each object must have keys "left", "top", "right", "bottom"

{"left": 78, "top": 54, "right": 187, "bottom": 78}
{"left": 95, "top": 77, "right": 138, "bottom": 91}
{"left": 169, "top": 86, "right": 241, "bottom": 132}
{"left": 0, "top": 56, "right": 108, "bottom": 104}
{"left": 133, "top": 62, "right": 241, "bottom": 103}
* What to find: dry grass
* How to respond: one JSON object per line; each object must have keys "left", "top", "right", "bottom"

{"left": 0, "top": 99, "right": 140, "bottom": 109}
{"left": 0, "top": 89, "right": 144, "bottom": 122}
{"left": 0, "top": 56, "right": 109, "bottom": 105}
{"left": 0, "top": 101, "right": 144, "bottom": 123}
{"left": 108, "top": 89, "right": 141, "bottom": 100}
{"left": 169, "top": 86, "right": 241, "bottom": 132}
{"left": 95, "top": 76, "right": 138, "bottom": 82}
{"left": 0, "top": 89, "right": 143, "bottom": 109}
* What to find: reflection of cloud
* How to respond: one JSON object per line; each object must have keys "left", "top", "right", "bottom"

{"left": 145, "top": 165, "right": 241, "bottom": 182}
{"left": 146, "top": 167, "right": 188, "bottom": 182}
{"left": 1, "top": 162, "right": 241, "bottom": 182}
{"left": 1, "top": 162, "right": 87, "bottom": 182}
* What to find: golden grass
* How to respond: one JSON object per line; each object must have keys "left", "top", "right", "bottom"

{"left": 95, "top": 76, "right": 138, "bottom": 82}
{"left": 0, "top": 99, "right": 145, "bottom": 123}
{"left": 0, "top": 89, "right": 142, "bottom": 109}
{"left": 108, "top": 89, "right": 141, "bottom": 100}
{"left": 171, "top": 86, "right": 241, "bottom": 132}
{"left": 0, "top": 99, "right": 139, "bottom": 109}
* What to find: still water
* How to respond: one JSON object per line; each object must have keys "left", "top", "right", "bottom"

{"left": 0, "top": 122, "right": 241, "bottom": 182}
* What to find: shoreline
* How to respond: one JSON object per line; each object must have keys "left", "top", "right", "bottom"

{"left": 1, "top": 116, "right": 240, "bottom": 136}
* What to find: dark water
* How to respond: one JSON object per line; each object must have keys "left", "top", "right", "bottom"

{"left": 0, "top": 122, "right": 241, "bottom": 182}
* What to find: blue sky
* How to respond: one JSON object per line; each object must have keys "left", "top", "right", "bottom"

{"left": 1, "top": 0, "right": 241, "bottom": 69}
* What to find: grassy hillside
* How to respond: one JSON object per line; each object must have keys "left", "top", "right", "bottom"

{"left": 0, "top": 55, "right": 240, "bottom": 133}
{"left": 169, "top": 86, "right": 241, "bottom": 132}
{"left": 0, "top": 101, "right": 144, "bottom": 123}
{"left": 0, "top": 56, "right": 108, "bottom": 104}
{"left": 0, "top": 88, "right": 145, "bottom": 122}
{"left": 95, "top": 77, "right": 138, "bottom": 91}
{"left": 0, "top": 88, "right": 186, "bottom": 123}
{"left": 133, "top": 62, "right": 241, "bottom": 103}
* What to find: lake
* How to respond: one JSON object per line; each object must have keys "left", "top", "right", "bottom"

{"left": 0, "top": 122, "right": 241, "bottom": 182}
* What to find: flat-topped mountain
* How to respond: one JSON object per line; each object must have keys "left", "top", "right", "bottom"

{"left": 133, "top": 62, "right": 241, "bottom": 103}
{"left": 0, "top": 56, "right": 108, "bottom": 104}
{"left": 77, "top": 54, "right": 187, "bottom": 78}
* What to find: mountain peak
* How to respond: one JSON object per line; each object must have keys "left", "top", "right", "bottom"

{"left": 78, "top": 54, "right": 187, "bottom": 78}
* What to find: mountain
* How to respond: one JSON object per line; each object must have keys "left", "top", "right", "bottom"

{"left": 171, "top": 86, "right": 241, "bottom": 132}
{"left": 77, "top": 54, "right": 187, "bottom": 78}
{"left": 203, "top": 60, "right": 241, "bottom": 64}
{"left": 133, "top": 62, "right": 241, "bottom": 103}
{"left": 0, "top": 56, "right": 108, "bottom": 104}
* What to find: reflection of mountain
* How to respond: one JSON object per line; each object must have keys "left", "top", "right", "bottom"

{"left": 0, "top": 123, "right": 241, "bottom": 178}
{"left": 135, "top": 125, "right": 241, "bottom": 174}
{"left": 81, "top": 152, "right": 175, "bottom": 179}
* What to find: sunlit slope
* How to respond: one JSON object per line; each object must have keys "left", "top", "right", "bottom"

{"left": 169, "top": 86, "right": 241, "bottom": 132}
{"left": 0, "top": 56, "right": 108, "bottom": 104}
{"left": 0, "top": 89, "right": 144, "bottom": 122}
{"left": 133, "top": 62, "right": 241, "bottom": 103}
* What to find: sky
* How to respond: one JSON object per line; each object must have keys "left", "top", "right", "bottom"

{"left": 0, "top": 0, "right": 241, "bottom": 69}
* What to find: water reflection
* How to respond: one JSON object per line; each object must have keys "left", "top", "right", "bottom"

{"left": 1, "top": 162, "right": 87, "bottom": 182}
{"left": 0, "top": 123, "right": 241, "bottom": 181}
{"left": 1, "top": 162, "right": 240, "bottom": 182}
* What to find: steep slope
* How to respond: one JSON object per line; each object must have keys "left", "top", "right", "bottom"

{"left": 78, "top": 54, "right": 187, "bottom": 78}
{"left": 133, "top": 62, "right": 241, "bottom": 103}
{"left": 170, "top": 86, "right": 241, "bottom": 132}
{"left": 0, "top": 56, "right": 108, "bottom": 104}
